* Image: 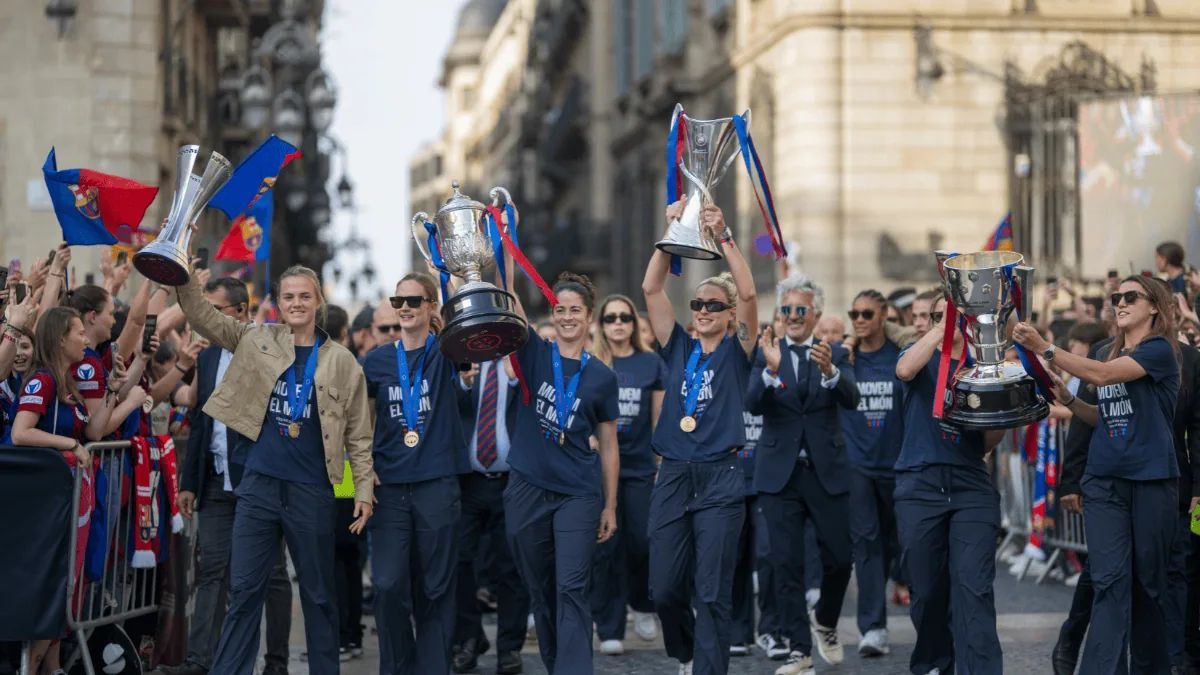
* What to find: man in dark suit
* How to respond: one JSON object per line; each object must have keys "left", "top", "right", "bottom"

{"left": 157, "top": 277, "right": 292, "bottom": 675}
{"left": 747, "top": 277, "right": 860, "bottom": 674}
{"left": 452, "top": 357, "right": 529, "bottom": 675}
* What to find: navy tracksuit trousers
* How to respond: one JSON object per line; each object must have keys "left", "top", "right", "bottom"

{"left": 649, "top": 455, "right": 745, "bottom": 675}
{"left": 504, "top": 474, "right": 601, "bottom": 675}
{"left": 372, "top": 476, "right": 461, "bottom": 675}
{"left": 1079, "top": 475, "right": 1176, "bottom": 675}
{"left": 211, "top": 471, "right": 339, "bottom": 675}
{"left": 590, "top": 474, "right": 655, "bottom": 640}
{"left": 894, "top": 465, "right": 1002, "bottom": 675}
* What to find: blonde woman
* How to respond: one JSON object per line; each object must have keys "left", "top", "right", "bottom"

{"left": 176, "top": 264, "right": 375, "bottom": 675}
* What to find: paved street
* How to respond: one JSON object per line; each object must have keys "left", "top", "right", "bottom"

{"left": 277, "top": 563, "right": 1073, "bottom": 674}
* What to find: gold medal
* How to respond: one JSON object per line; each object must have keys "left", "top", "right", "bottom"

{"left": 558, "top": 431, "right": 566, "bottom": 446}
{"left": 680, "top": 415, "right": 697, "bottom": 433}
{"left": 404, "top": 430, "right": 420, "bottom": 447}
{"left": 287, "top": 422, "right": 301, "bottom": 439}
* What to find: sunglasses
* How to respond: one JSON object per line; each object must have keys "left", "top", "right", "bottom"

{"left": 847, "top": 309, "right": 876, "bottom": 321}
{"left": 1110, "top": 290, "right": 1149, "bottom": 307}
{"left": 690, "top": 299, "right": 733, "bottom": 313}
{"left": 389, "top": 295, "right": 430, "bottom": 309}
{"left": 602, "top": 312, "right": 635, "bottom": 324}
{"left": 885, "top": 317, "right": 899, "bottom": 324}
{"left": 375, "top": 324, "right": 403, "bottom": 334}
{"left": 779, "top": 305, "right": 809, "bottom": 318}
{"left": 930, "top": 311, "right": 944, "bottom": 324}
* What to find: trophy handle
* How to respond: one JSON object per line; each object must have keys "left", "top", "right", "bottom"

{"left": 411, "top": 212, "right": 434, "bottom": 265}
{"left": 1014, "top": 266, "right": 1035, "bottom": 320}
{"left": 489, "top": 187, "right": 516, "bottom": 234}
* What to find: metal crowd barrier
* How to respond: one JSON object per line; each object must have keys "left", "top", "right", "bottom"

{"left": 993, "top": 422, "right": 1089, "bottom": 586}
{"left": 63, "top": 441, "right": 159, "bottom": 675}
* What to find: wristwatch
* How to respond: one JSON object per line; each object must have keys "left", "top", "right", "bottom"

{"left": 1042, "top": 344, "right": 1056, "bottom": 361}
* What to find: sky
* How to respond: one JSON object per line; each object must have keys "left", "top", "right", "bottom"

{"left": 320, "top": 0, "right": 463, "bottom": 307}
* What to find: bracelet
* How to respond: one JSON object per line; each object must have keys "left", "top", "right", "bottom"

{"left": 175, "top": 363, "right": 189, "bottom": 375}
{"left": 1061, "top": 395, "right": 1076, "bottom": 407}
{"left": 49, "top": 272, "right": 65, "bottom": 279}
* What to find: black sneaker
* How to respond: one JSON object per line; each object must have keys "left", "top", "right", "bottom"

{"left": 497, "top": 650, "right": 523, "bottom": 674}
{"left": 452, "top": 637, "right": 491, "bottom": 674}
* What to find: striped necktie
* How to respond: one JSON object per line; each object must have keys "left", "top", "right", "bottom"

{"left": 476, "top": 361, "right": 499, "bottom": 469}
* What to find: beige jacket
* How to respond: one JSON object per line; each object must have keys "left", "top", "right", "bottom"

{"left": 177, "top": 275, "right": 375, "bottom": 503}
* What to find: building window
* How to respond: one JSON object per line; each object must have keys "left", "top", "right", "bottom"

{"left": 659, "top": 0, "right": 686, "bottom": 56}
{"left": 613, "top": 0, "right": 631, "bottom": 97}
{"left": 633, "top": 0, "right": 656, "bottom": 83}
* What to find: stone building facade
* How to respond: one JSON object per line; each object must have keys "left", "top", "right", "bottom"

{"left": 414, "top": 0, "right": 1200, "bottom": 314}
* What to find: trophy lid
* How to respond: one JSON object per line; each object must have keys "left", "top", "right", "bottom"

{"left": 437, "top": 180, "right": 486, "bottom": 217}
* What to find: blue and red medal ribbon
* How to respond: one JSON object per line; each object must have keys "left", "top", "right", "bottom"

{"left": 731, "top": 114, "right": 787, "bottom": 262}
{"left": 422, "top": 221, "right": 452, "bottom": 303}
{"left": 1004, "top": 265, "right": 1056, "bottom": 403}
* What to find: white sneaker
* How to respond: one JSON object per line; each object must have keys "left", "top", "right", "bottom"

{"left": 808, "top": 608, "right": 844, "bottom": 665}
{"left": 857, "top": 628, "right": 890, "bottom": 657}
{"left": 774, "top": 651, "right": 815, "bottom": 675}
{"left": 729, "top": 643, "right": 751, "bottom": 656}
{"left": 526, "top": 613, "right": 538, "bottom": 643}
{"left": 599, "top": 639, "right": 624, "bottom": 655}
{"left": 632, "top": 611, "right": 658, "bottom": 641}
{"left": 805, "top": 588, "right": 821, "bottom": 611}
{"left": 757, "top": 633, "right": 791, "bottom": 660}
{"left": 678, "top": 661, "right": 693, "bottom": 675}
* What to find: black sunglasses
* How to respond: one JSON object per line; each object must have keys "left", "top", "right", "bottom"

{"left": 930, "top": 311, "right": 944, "bottom": 324}
{"left": 1110, "top": 290, "right": 1149, "bottom": 307}
{"left": 602, "top": 312, "right": 635, "bottom": 324}
{"left": 390, "top": 295, "right": 430, "bottom": 309}
{"left": 779, "top": 305, "right": 809, "bottom": 318}
{"left": 375, "top": 323, "right": 402, "bottom": 334}
{"left": 690, "top": 299, "right": 733, "bottom": 313}
{"left": 847, "top": 309, "right": 876, "bottom": 321}
{"left": 885, "top": 316, "right": 899, "bottom": 324}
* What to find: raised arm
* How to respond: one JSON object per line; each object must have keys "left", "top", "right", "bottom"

{"left": 177, "top": 273, "right": 249, "bottom": 353}
{"left": 115, "top": 278, "right": 154, "bottom": 362}
{"left": 708, "top": 205, "right": 758, "bottom": 355}
{"left": 897, "top": 320, "right": 944, "bottom": 381}
{"left": 36, "top": 244, "right": 71, "bottom": 325}
{"left": 642, "top": 201, "right": 684, "bottom": 349}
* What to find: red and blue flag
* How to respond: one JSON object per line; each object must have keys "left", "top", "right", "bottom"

{"left": 983, "top": 212, "right": 1014, "bottom": 251}
{"left": 209, "top": 135, "right": 300, "bottom": 220}
{"left": 215, "top": 190, "right": 273, "bottom": 263}
{"left": 42, "top": 148, "right": 159, "bottom": 246}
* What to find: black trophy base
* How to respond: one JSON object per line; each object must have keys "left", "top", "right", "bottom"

{"left": 133, "top": 244, "right": 191, "bottom": 286}
{"left": 655, "top": 240, "right": 723, "bottom": 262}
{"left": 945, "top": 375, "right": 1050, "bottom": 430}
{"left": 440, "top": 284, "right": 528, "bottom": 364}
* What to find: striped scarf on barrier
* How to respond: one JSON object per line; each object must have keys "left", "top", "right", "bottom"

{"left": 130, "top": 435, "right": 182, "bottom": 568}
{"left": 1026, "top": 417, "right": 1059, "bottom": 561}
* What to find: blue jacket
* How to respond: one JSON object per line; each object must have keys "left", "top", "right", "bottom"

{"left": 746, "top": 342, "right": 859, "bottom": 495}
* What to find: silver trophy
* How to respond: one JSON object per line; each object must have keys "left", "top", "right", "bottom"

{"left": 134, "top": 145, "right": 232, "bottom": 286}
{"left": 411, "top": 181, "right": 527, "bottom": 363}
{"left": 657, "top": 104, "right": 750, "bottom": 261}
{"left": 938, "top": 250, "right": 1049, "bottom": 429}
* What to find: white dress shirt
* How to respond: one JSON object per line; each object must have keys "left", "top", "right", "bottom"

{"left": 211, "top": 349, "right": 234, "bottom": 491}
{"left": 762, "top": 335, "right": 841, "bottom": 390}
{"left": 467, "top": 360, "right": 518, "bottom": 474}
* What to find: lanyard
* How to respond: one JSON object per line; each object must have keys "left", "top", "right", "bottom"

{"left": 395, "top": 334, "right": 435, "bottom": 434}
{"left": 285, "top": 339, "right": 321, "bottom": 426}
{"left": 682, "top": 340, "right": 713, "bottom": 418}
{"left": 551, "top": 342, "right": 589, "bottom": 443}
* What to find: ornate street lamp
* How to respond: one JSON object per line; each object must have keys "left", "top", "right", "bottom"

{"left": 273, "top": 88, "right": 305, "bottom": 147}
{"left": 306, "top": 69, "right": 337, "bottom": 134}
{"left": 336, "top": 174, "right": 354, "bottom": 209}
{"left": 240, "top": 65, "right": 273, "bottom": 130}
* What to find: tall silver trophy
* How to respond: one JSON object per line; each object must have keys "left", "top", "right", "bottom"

{"left": 938, "top": 250, "right": 1049, "bottom": 429}
{"left": 134, "top": 145, "right": 232, "bottom": 286}
{"left": 657, "top": 104, "right": 751, "bottom": 261}
{"left": 411, "top": 181, "right": 527, "bottom": 364}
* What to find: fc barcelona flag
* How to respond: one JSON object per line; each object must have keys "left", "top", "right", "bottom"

{"left": 42, "top": 148, "right": 158, "bottom": 246}
{"left": 209, "top": 135, "right": 300, "bottom": 220}
{"left": 215, "top": 191, "right": 273, "bottom": 263}
{"left": 983, "top": 212, "right": 1014, "bottom": 252}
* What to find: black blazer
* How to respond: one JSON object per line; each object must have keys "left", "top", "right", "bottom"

{"left": 1059, "top": 337, "right": 1197, "bottom": 511}
{"left": 747, "top": 341, "right": 860, "bottom": 496}
{"left": 181, "top": 345, "right": 249, "bottom": 510}
{"left": 458, "top": 361, "right": 519, "bottom": 467}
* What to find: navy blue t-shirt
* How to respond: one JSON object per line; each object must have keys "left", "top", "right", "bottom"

{"left": 842, "top": 342, "right": 905, "bottom": 474}
{"left": 653, "top": 324, "right": 752, "bottom": 462}
{"left": 738, "top": 410, "right": 762, "bottom": 497}
{"left": 895, "top": 351, "right": 987, "bottom": 472}
{"left": 363, "top": 338, "right": 469, "bottom": 484}
{"left": 612, "top": 352, "right": 667, "bottom": 479}
{"left": 509, "top": 327, "right": 619, "bottom": 498}
{"left": 246, "top": 345, "right": 327, "bottom": 486}
{"left": 1086, "top": 336, "right": 1180, "bottom": 481}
